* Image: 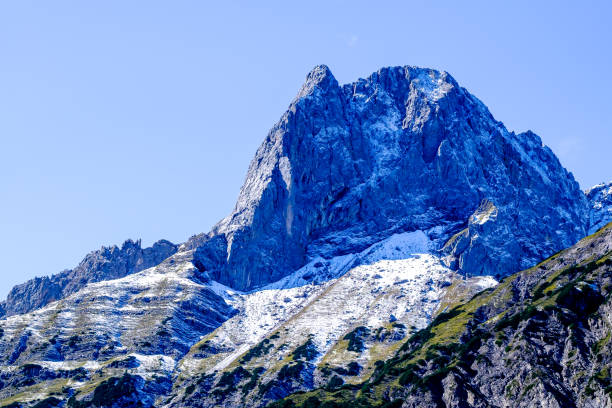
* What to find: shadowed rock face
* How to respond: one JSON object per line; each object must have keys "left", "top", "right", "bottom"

{"left": 0, "top": 239, "right": 177, "bottom": 317}
{"left": 192, "top": 64, "right": 588, "bottom": 291}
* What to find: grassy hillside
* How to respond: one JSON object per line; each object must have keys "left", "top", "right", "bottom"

{"left": 269, "top": 223, "right": 612, "bottom": 408}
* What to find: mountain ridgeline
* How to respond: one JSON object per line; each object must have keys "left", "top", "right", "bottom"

{"left": 0, "top": 65, "right": 610, "bottom": 408}
{"left": 2, "top": 65, "right": 599, "bottom": 311}
{"left": 0, "top": 239, "right": 177, "bottom": 318}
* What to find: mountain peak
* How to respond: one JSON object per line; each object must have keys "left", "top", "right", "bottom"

{"left": 296, "top": 64, "right": 338, "bottom": 99}
{"left": 306, "top": 64, "right": 333, "bottom": 82}
{"left": 192, "top": 64, "right": 588, "bottom": 291}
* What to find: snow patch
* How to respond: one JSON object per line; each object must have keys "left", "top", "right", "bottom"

{"left": 184, "top": 230, "right": 495, "bottom": 375}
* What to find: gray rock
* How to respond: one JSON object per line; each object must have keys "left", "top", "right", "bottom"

{"left": 586, "top": 181, "right": 612, "bottom": 234}
{"left": 192, "top": 65, "right": 588, "bottom": 290}
{"left": 0, "top": 239, "right": 177, "bottom": 317}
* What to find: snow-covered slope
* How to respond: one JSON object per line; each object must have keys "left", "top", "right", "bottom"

{"left": 0, "top": 231, "right": 493, "bottom": 407}
{"left": 168, "top": 231, "right": 496, "bottom": 407}
{"left": 0, "top": 250, "right": 234, "bottom": 406}
{"left": 0, "top": 239, "right": 178, "bottom": 318}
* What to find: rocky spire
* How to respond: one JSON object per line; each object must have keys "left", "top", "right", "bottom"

{"left": 295, "top": 64, "right": 338, "bottom": 99}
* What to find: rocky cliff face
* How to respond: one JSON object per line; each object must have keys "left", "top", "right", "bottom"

{"left": 587, "top": 181, "right": 612, "bottom": 234}
{"left": 273, "top": 222, "right": 612, "bottom": 408}
{"left": 193, "top": 65, "right": 587, "bottom": 291}
{"left": 0, "top": 239, "right": 177, "bottom": 317}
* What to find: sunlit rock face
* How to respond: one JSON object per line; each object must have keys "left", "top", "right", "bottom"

{"left": 586, "top": 181, "right": 612, "bottom": 234}
{"left": 192, "top": 64, "right": 588, "bottom": 290}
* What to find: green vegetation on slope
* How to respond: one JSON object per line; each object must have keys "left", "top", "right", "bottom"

{"left": 269, "top": 223, "right": 612, "bottom": 408}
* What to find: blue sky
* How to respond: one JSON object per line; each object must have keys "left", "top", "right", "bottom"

{"left": 1, "top": 1, "right": 611, "bottom": 298}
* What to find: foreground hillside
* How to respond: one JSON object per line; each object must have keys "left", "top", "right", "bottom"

{"left": 272, "top": 222, "right": 612, "bottom": 408}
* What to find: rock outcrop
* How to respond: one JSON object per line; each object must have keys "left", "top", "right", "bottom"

{"left": 0, "top": 239, "right": 177, "bottom": 317}
{"left": 587, "top": 181, "right": 612, "bottom": 234}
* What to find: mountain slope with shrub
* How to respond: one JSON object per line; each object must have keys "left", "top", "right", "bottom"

{"left": 272, "top": 222, "right": 612, "bottom": 408}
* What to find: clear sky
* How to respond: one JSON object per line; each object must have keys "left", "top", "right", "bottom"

{"left": 1, "top": 1, "right": 611, "bottom": 299}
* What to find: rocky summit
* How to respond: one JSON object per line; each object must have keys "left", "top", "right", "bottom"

{"left": 0, "top": 65, "right": 610, "bottom": 408}
{"left": 191, "top": 65, "right": 588, "bottom": 291}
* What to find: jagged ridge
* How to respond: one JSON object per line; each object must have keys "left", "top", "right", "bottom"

{"left": 0, "top": 239, "right": 177, "bottom": 317}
